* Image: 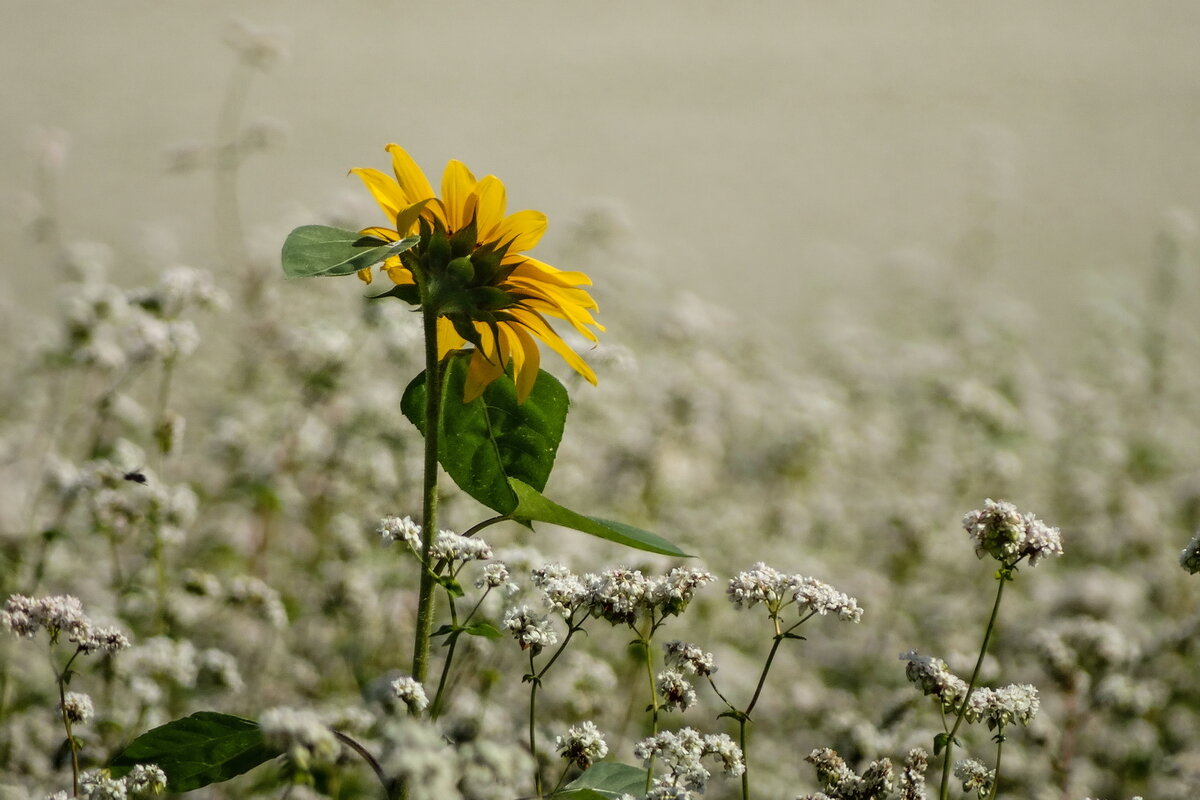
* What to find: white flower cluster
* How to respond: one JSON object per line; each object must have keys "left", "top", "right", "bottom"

{"left": 2, "top": 595, "right": 130, "bottom": 654}
{"left": 259, "top": 706, "right": 340, "bottom": 767}
{"left": 430, "top": 531, "right": 493, "bottom": 563}
{"left": 475, "top": 562, "right": 511, "bottom": 589}
{"left": 899, "top": 650, "right": 969, "bottom": 710}
{"left": 587, "top": 567, "right": 653, "bottom": 625}
{"left": 656, "top": 670, "right": 698, "bottom": 712}
{"left": 1180, "top": 531, "right": 1200, "bottom": 575}
{"left": 633, "top": 728, "right": 744, "bottom": 795}
{"left": 555, "top": 720, "right": 609, "bottom": 769}
{"left": 502, "top": 606, "right": 558, "bottom": 655}
{"left": 61, "top": 691, "right": 94, "bottom": 725}
{"left": 226, "top": 576, "right": 288, "bottom": 629}
{"left": 727, "top": 563, "right": 863, "bottom": 622}
{"left": 50, "top": 764, "right": 167, "bottom": 799}
{"left": 953, "top": 758, "right": 995, "bottom": 798}
{"left": 962, "top": 499, "right": 1063, "bottom": 566}
{"left": 531, "top": 563, "right": 589, "bottom": 615}
{"left": 664, "top": 641, "right": 717, "bottom": 677}
{"left": 390, "top": 676, "right": 429, "bottom": 713}
{"left": 378, "top": 515, "right": 422, "bottom": 549}
{"left": 961, "top": 683, "right": 1040, "bottom": 729}
{"left": 801, "top": 747, "right": 915, "bottom": 800}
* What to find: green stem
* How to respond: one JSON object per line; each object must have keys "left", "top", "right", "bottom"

{"left": 411, "top": 307, "right": 444, "bottom": 686}
{"left": 641, "top": 617, "right": 660, "bottom": 794}
{"left": 429, "top": 592, "right": 460, "bottom": 719}
{"left": 738, "top": 717, "right": 750, "bottom": 800}
{"left": 529, "top": 652, "right": 543, "bottom": 799}
{"left": 56, "top": 647, "right": 83, "bottom": 797}
{"left": 987, "top": 729, "right": 1005, "bottom": 800}
{"left": 939, "top": 572, "right": 1009, "bottom": 800}
{"left": 332, "top": 730, "right": 392, "bottom": 800}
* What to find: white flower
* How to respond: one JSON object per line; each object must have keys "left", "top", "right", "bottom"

{"left": 503, "top": 606, "right": 558, "bottom": 656}
{"left": 556, "top": 720, "right": 609, "bottom": 769}
{"left": 62, "top": 691, "right": 94, "bottom": 724}
{"left": 391, "top": 676, "right": 430, "bottom": 713}
{"left": 378, "top": 515, "right": 422, "bottom": 549}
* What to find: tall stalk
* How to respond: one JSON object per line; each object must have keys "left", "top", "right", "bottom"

{"left": 411, "top": 305, "right": 444, "bottom": 685}
{"left": 939, "top": 571, "right": 1008, "bottom": 800}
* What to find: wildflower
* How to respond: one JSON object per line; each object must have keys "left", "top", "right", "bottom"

{"left": 651, "top": 567, "right": 716, "bottom": 617}
{"left": 899, "top": 650, "right": 969, "bottom": 711}
{"left": 962, "top": 499, "right": 1063, "bottom": 566}
{"left": 475, "top": 562, "right": 511, "bottom": 590}
{"left": 804, "top": 748, "right": 894, "bottom": 800}
{"left": 531, "top": 563, "right": 589, "bottom": 614}
{"left": 587, "top": 567, "right": 652, "bottom": 625}
{"left": 391, "top": 676, "right": 430, "bottom": 713}
{"left": 2, "top": 594, "right": 130, "bottom": 653}
{"left": 61, "top": 692, "right": 94, "bottom": 724}
{"left": 555, "top": 720, "right": 609, "bottom": 769}
{"left": 378, "top": 515, "right": 422, "bottom": 549}
{"left": 656, "top": 670, "right": 698, "bottom": 712}
{"left": 1180, "top": 531, "right": 1200, "bottom": 574}
{"left": 502, "top": 606, "right": 558, "bottom": 656}
{"left": 897, "top": 748, "right": 929, "bottom": 800}
{"left": 633, "top": 728, "right": 744, "bottom": 793}
{"left": 429, "top": 531, "right": 493, "bottom": 563}
{"left": 126, "top": 763, "right": 167, "bottom": 795}
{"left": 728, "top": 564, "right": 862, "bottom": 622}
{"left": 953, "top": 759, "right": 994, "bottom": 798}
{"left": 962, "top": 684, "right": 1041, "bottom": 729}
{"left": 79, "top": 771, "right": 128, "bottom": 799}
{"left": 664, "top": 641, "right": 717, "bottom": 676}
{"left": 348, "top": 144, "right": 603, "bottom": 401}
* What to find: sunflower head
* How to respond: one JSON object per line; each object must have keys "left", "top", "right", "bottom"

{"left": 351, "top": 144, "right": 603, "bottom": 402}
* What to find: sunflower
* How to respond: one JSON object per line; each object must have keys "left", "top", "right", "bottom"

{"left": 349, "top": 144, "right": 602, "bottom": 403}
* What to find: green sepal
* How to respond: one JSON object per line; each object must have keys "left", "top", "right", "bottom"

{"left": 281, "top": 226, "right": 417, "bottom": 278}
{"left": 367, "top": 282, "right": 421, "bottom": 305}
{"left": 553, "top": 762, "right": 650, "bottom": 800}
{"left": 508, "top": 479, "right": 689, "bottom": 557}
{"left": 109, "top": 712, "right": 282, "bottom": 792}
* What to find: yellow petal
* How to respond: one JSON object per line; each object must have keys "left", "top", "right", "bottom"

{"left": 386, "top": 144, "right": 436, "bottom": 204}
{"left": 509, "top": 308, "right": 597, "bottom": 385}
{"left": 463, "top": 325, "right": 504, "bottom": 402}
{"left": 350, "top": 168, "right": 407, "bottom": 223}
{"left": 507, "top": 323, "right": 541, "bottom": 402}
{"left": 474, "top": 176, "right": 507, "bottom": 239}
{"left": 356, "top": 267, "right": 374, "bottom": 284}
{"left": 441, "top": 160, "right": 478, "bottom": 233}
{"left": 509, "top": 259, "right": 593, "bottom": 289}
{"left": 437, "top": 316, "right": 466, "bottom": 359}
{"left": 382, "top": 258, "right": 415, "bottom": 285}
{"left": 489, "top": 210, "right": 547, "bottom": 253}
{"left": 395, "top": 198, "right": 434, "bottom": 237}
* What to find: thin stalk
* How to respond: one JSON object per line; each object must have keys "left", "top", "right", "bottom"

{"left": 332, "top": 730, "right": 391, "bottom": 800}
{"left": 987, "top": 731, "right": 1006, "bottom": 800}
{"left": 529, "top": 652, "right": 543, "bottom": 799}
{"left": 738, "top": 718, "right": 750, "bottom": 800}
{"left": 939, "top": 573, "right": 1008, "bottom": 800}
{"left": 411, "top": 306, "right": 444, "bottom": 685}
{"left": 429, "top": 591, "right": 460, "bottom": 719}
{"left": 640, "top": 618, "right": 660, "bottom": 794}
{"left": 56, "top": 647, "right": 83, "bottom": 796}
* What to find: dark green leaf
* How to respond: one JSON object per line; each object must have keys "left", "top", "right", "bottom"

{"left": 431, "top": 624, "right": 457, "bottom": 638}
{"left": 554, "top": 762, "right": 648, "bottom": 800}
{"left": 509, "top": 479, "right": 689, "bottom": 557}
{"left": 401, "top": 357, "right": 569, "bottom": 515}
{"left": 281, "top": 226, "right": 417, "bottom": 278}
{"left": 109, "top": 712, "right": 281, "bottom": 792}
{"left": 933, "top": 732, "right": 950, "bottom": 756}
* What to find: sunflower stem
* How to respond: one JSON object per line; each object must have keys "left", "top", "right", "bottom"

{"left": 411, "top": 306, "right": 444, "bottom": 688}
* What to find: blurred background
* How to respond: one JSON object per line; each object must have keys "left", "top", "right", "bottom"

{"left": 4, "top": 1, "right": 1200, "bottom": 342}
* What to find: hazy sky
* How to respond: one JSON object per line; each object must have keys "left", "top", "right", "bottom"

{"left": 4, "top": 1, "right": 1200, "bottom": 337}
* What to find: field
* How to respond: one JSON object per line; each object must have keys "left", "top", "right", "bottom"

{"left": 3, "top": 5, "right": 1200, "bottom": 800}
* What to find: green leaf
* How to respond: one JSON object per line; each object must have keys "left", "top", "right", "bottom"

{"left": 109, "top": 712, "right": 281, "bottom": 792}
{"left": 401, "top": 355, "right": 569, "bottom": 515}
{"left": 509, "top": 479, "right": 690, "bottom": 557}
{"left": 463, "top": 622, "right": 503, "bottom": 639}
{"left": 554, "top": 762, "right": 648, "bottom": 800}
{"left": 281, "top": 225, "right": 417, "bottom": 278}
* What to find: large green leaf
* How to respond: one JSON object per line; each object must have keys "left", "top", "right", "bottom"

{"left": 402, "top": 355, "right": 569, "bottom": 515}
{"left": 509, "top": 479, "right": 690, "bottom": 557}
{"left": 281, "top": 225, "right": 418, "bottom": 278}
{"left": 109, "top": 712, "right": 281, "bottom": 792}
{"left": 554, "top": 762, "right": 649, "bottom": 800}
